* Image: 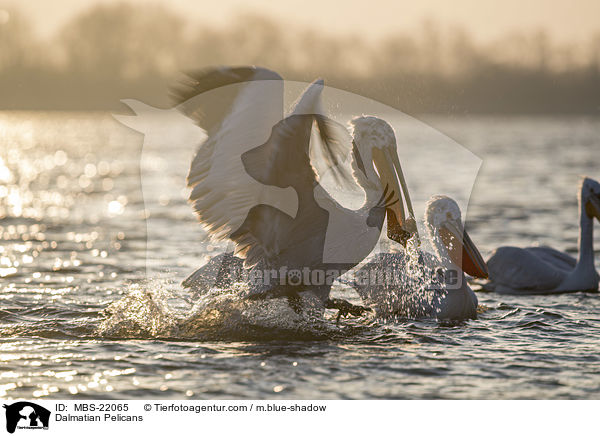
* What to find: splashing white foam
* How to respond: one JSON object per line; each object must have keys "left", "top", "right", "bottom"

{"left": 97, "top": 281, "right": 344, "bottom": 340}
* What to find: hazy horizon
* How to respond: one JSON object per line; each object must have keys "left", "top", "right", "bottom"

{"left": 1, "top": 1, "right": 599, "bottom": 113}
{"left": 7, "top": 0, "right": 600, "bottom": 43}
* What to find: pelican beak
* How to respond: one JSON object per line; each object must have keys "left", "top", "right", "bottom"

{"left": 439, "top": 220, "right": 488, "bottom": 279}
{"left": 586, "top": 193, "right": 600, "bottom": 222}
{"left": 372, "top": 146, "right": 419, "bottom": 246}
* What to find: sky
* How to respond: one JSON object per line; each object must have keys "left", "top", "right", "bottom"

{"left": 5, "top": 0, "right": 600, "bottom": 43}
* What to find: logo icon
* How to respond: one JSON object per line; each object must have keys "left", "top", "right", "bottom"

{"left": 3, "top": 402, "right": 50, "bottom": 434}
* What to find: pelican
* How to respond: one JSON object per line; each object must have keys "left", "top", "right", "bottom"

{"left": 177, "top": 66, "right": 419, "bottom": 315}
{"left": 350, "top": 196, "right": 488, "bottom": 320}
{"left": 486, "top": 177, "right": 600, "bottom": 294}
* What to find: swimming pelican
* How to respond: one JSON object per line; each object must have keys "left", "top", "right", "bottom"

{"left": 177, "top": 66, "right": 419, "bottom": 314}
{"left": 350, "top": 196, "right": 488, "bottom": 320}
{"left": 486, "top": 177, "right": 600, "bottom": 294}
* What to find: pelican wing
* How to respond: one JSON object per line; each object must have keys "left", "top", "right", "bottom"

{"left": 172, "top": 66, "right": 283, "bottom": 133}
{"left": 231, "top": 112, "right": 351, "bottom": 267}
{"left": 177, "top": 66, "right": 291, "bottom": 250}
{"left": 178, "top": 68, "right": 350, "bottom": 268}
{"left": 524, "top": 246, "right": 577, "bottom": 272}
{"left": 487, "top": 246, "right": 567, "bottom": 293}
{"left": 287, "top": 78, "right": 353, "bottom": 187}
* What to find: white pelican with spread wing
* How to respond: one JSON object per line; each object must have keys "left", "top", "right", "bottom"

{"left": 176, "top": 66, "right": 418, "bottom": 314}
{"left": 486, "top": 177, "right": 600, "bottom": 294}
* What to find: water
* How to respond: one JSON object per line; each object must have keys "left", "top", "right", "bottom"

{"left": 0, "top": 112, "right": 599, "bottom": 400}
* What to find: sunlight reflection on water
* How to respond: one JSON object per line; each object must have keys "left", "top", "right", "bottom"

{"left": 0, "top": 112, "right": 599, "bottom": 399}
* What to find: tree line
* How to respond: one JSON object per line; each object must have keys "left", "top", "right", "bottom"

{"left": 1, "top": 3, "right": 599, "bottom": 113}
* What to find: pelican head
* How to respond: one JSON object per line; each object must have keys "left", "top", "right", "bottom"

{"left": 350, "top": 116, "right": 418, "bottom": 245}
{"left": 350, "top": 116, "right": 397, "bottom": 150}
{"left": 425, "top": 195, "right": 488, "bottom": 279}
{"left": 581, "top": 177, "right": 600, "bottom": 222}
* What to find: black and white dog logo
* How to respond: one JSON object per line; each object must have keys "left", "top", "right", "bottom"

{"left": 3, "top": 402, "right": 50, "bottom": 433}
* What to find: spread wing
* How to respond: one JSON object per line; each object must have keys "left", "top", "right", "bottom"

{"left": 176, "top": 66, "right": 295, "bottom": 260}
{"left": 230, "top": 113, "right": 350, "bottom": 267}
{"left": 178, "top": 67, "right": 351, "bottom": 267}
{"left": 487, "top": 246, "right": 568, "bottom": 293}
{"left": 172, "top": 66, "right": 282, "bottom": 134}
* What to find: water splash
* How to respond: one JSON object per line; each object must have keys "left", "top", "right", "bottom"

{"left": 97, "top": 281, "right": 349, "bottom": 341}
{"left": 352, "top": 244, "right": 449, "bottom": 320}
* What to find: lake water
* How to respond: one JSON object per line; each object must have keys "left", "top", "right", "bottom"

{"left": 0, "top": 111, "right": 599, "bottom": 399}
